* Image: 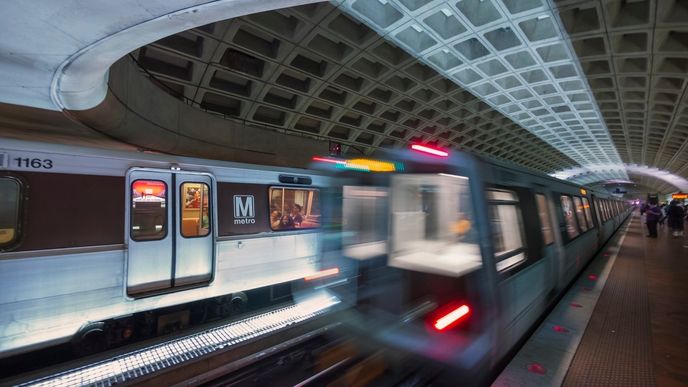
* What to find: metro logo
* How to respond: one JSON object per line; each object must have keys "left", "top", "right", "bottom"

{"left": 233, "top": 195, "right": 256, "bottom": 224}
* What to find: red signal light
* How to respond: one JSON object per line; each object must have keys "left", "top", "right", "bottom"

{"left": 312, "top": 156, "right": 343, "bottom": 165}
{"left": 411, "top": 144, "right": 449, "bottom": 157}
{"left": 433, "top": 304, "right": 470, "bottom": 331}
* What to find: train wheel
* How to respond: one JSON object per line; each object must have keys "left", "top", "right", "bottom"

{"left": 71, "top": 322, "right": 106, "bottom": 357}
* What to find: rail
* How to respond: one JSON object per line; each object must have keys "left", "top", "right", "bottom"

{"left": 20, "top": 291, "right": 340, "bottom": 387}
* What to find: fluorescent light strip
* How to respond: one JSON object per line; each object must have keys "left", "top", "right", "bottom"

{"left": 22, "top": 292, "right": 340, "bottom": 387}
{"left": 335, "top": 0, "right": 628, "bottom": 179}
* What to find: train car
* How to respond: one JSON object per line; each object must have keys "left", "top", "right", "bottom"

{"left": 313, "top": 145, "right": 632, "bottom": 385}
{"left": 0, "top": 138, "right": 338, "bottom": 360}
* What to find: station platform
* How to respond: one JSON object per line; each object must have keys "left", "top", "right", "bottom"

{"left": 494, "top": 211, "right": 688, "bottom": 387}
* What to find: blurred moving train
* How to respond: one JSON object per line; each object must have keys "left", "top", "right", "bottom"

{"left": 314, "top": 144, "right": 631, "bottom": 384}
{"left": 0, "top": 139, "right": 338, "bottom": 359}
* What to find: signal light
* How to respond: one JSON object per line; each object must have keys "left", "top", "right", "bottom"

{"left": 433, "top": 304, "right": 470, "bottom": 331}
{"left": 411, "top": 144, "right": 449, "bottom": 157}
{"left": 329, "top": 142, "right": 342, "bottom": 156}
{"left": 304, "top": 267, "right": 340, "bottom": 281}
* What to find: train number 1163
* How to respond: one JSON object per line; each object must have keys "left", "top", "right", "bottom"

{"left": 14, "top": 157, "right": 53, "bottom": 169}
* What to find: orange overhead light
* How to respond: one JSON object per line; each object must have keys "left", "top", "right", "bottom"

{"left": 672, "top": 193, "right": 687, "bottom": 199}
{"left": 346, "top": 158, "right": 398, "bottom": 172}
{"left": 580, "top": 188, "right": 587, "bottom": 195}
{"left": 312, "top": 156, "right": 401, "bottom": 172}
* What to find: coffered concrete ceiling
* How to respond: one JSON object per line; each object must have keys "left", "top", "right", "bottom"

{"left": 0, "top": 0, "right": 686, "bottom": 193}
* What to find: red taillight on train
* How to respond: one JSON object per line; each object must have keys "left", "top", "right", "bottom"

{"left": 433, "top": 304, "right": 470, "bottom": 331}
{"left": 411, "top": 144, "right": 449, "bottom": 157}
{"left": 304, "top": 267, "right": 340, "bottom": 281}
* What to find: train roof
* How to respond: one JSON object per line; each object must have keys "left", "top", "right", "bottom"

{"left": 0, "top": 137, "right": 332, "bottom": 185}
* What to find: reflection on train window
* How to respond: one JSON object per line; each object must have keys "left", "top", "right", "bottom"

{"left": 535, "top": 194, "right": 554, "bottom": 245}
{"left": 131, "top": 180, "right": 167, "bottom": 241}
{"left": 389, "top": 174, "right": 481, "bottom": 277}
{"left": 600, "top": 200, "right": 608, "bottom": 221}
{"left": 603, "top": 200, "right": 610, "bottom": 220}
{"left": 592, "top": 198, "right": 602, "bottom": 226}
{"left": 581, "top": 198, "right": 594, "bottom": 229}
{"left": 560, "top": 195, "right": 579, "bottom": 239}
{"left": 342, "top": 186, "right": 388, "bottom": 260}
{"left": 181, "top": 182, "right": 210, "bottom": 238}
{"left": 269, "top": 187, "right": 320, "bottom": 230}
{"left": 573, "top": 196, "right": 588, "bottom": 232}
{"left": 0, "top": 177, "right": 21, "bottom": 248}
{"left": 488, "top": 189, "right": 526, "bottom": 271}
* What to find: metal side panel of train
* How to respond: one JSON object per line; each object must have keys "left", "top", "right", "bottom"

{"left": 0, "top": 139, "right": 330, "bottom": 359}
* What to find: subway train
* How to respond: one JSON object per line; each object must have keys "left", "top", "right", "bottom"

{"left": 313, "top": 145, "right": 631, "bottom": 384}
{"left": 0, "top": 138, "right": 341, "bottom": 360}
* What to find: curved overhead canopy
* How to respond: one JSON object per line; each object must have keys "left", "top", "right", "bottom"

{"left": 0, "top": 0, "right": 321, "bottom": 111}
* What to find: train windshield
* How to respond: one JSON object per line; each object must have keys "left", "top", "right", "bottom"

{"left": 388, "top": 173, "right": 481, "bottom": 277}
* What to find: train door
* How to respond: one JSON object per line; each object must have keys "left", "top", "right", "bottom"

{"left": 590, "top": 195, "right": 604, "bottom": 245}
{"left": 126, "top": 169, "right": 214, "bottom": 296}
{"left": 488, "top": 187, "right": 550, "bottom": 355}
{"left": 534, "top": 192, "right": 558, "bottom": 293}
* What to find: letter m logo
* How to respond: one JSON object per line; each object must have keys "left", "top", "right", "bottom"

{"left": 233, "top": 195, "right": 255, "bottom": 218}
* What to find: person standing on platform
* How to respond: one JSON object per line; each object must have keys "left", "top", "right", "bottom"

{"left": 645, "top": 203, "right": 662, "bottom": 238}
{"left": 666, "top": 200, "right": 685, "bottom": 238}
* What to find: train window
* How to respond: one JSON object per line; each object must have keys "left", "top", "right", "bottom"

{"left": 342, "top": 186, "right": 388, "bottom": 259}
{"left": 604, "top": 200, "right": 611, "bottom": 220}
{"left": 0, "top": 177, "right": 22, "bottom": 248}
{"left": 180, "top": 182, "right": 210, "bottom": 237}
{"left": 488, "top": 189, "right": 527, "bottom": 271}
{"left": 592, "top": 198, "right": 602, "bottom": 226}
{"left": 582, "top": 198, "right": 594, "bottom": 229}
{"left": 388, "top": 174, "right": 481, "bottom": 277}
{"left": 573, "top": 197, "right": 588, "bottom": 232}
{"left": 131, "top": 180, "right": 168, "bottom": 241}
{"left": 535, "top": 194, "right": 554, "bottom": 245}
{"left": 269, "top": 187, "right": 320, "bottom": 230}
{"left": 600, "top": 199, "right": 608, "bottom": 221}
{"left": 560, "top": 195, "right": 580, "bottom": 239}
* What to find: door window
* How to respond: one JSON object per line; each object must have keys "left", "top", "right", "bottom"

{"left": 131, "top": 180, "right": 167, "bottom": 241}
{"left": 0, "top": 177, "right": 22, "bottom": 248}
{"left": 180, "top": 182, "right": 210, "bottom": 237}
{"left": 581, "top": 198, "right": 594, "bottom": 229}
{"left": 535, "top": 193, "right": 554, "bottom": 245}
{"left": 573, "top": 196, "right": 588, "bottom": 232}
{"left": 560, "top": 195, "right": 579, "bottom": 239}
{"left": 489, "top": 190, "right": 527, "bottom": 271}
